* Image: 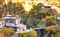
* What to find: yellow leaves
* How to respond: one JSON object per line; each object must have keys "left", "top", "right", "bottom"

{"left": 0, "top": 27, "right": 13, "bottom": 37}
{"left": 29, "top": 30, "right": 37, "bottom": 37}
{"left": 56, "top": 7, "right": 60, "bottom": 13}
{"left": 41, "top": 16, "right": 56, "bottom": 24}
{"left": 22, "top": 2, "right": 33, "bottom": 12}
{"left": 45, "top": 25, "right": 57, "bottom": 31}
{"left": 45, "top": 26, "right": 51, "bottom": 31}
{"left": 23, "top": 33, "right": 27, "bottom": 37}
{"left": 43, "top": 8, "right": 51, "bottom": 13}
{"left": 18, "top": 30, "right": 37, "bottom": 37}
{"left": 44, "top": 16, "right": 56, "bottom": 24}
{"left": 51, "top": 25, "right": 57, "bottom": 30}
{"left": 3, "top": 27, "right": 13, "bottom": 37}
{"left": 18, "top": 32, "right": 28, "bottom": 37}
{"left": 52, "top": 6, "right": 60, "bottom": 13}
{"left": 45, "top": 16, "right": 55, "bottom": 19}
{"left": 46, "top": 16, "right": 51, "bottom": 19}
{"left": 4, "top": 27, "right": 13, "bottom": 33}
{"left": 7, "top": 27, "right": 13, "bottom": 33}
{"left": 45, "top": 16, "right": 54, "bottom": 20}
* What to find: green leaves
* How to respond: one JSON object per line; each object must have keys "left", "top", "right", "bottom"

{"left": 35, "top": 19, "right": 41, "bottom": 25}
